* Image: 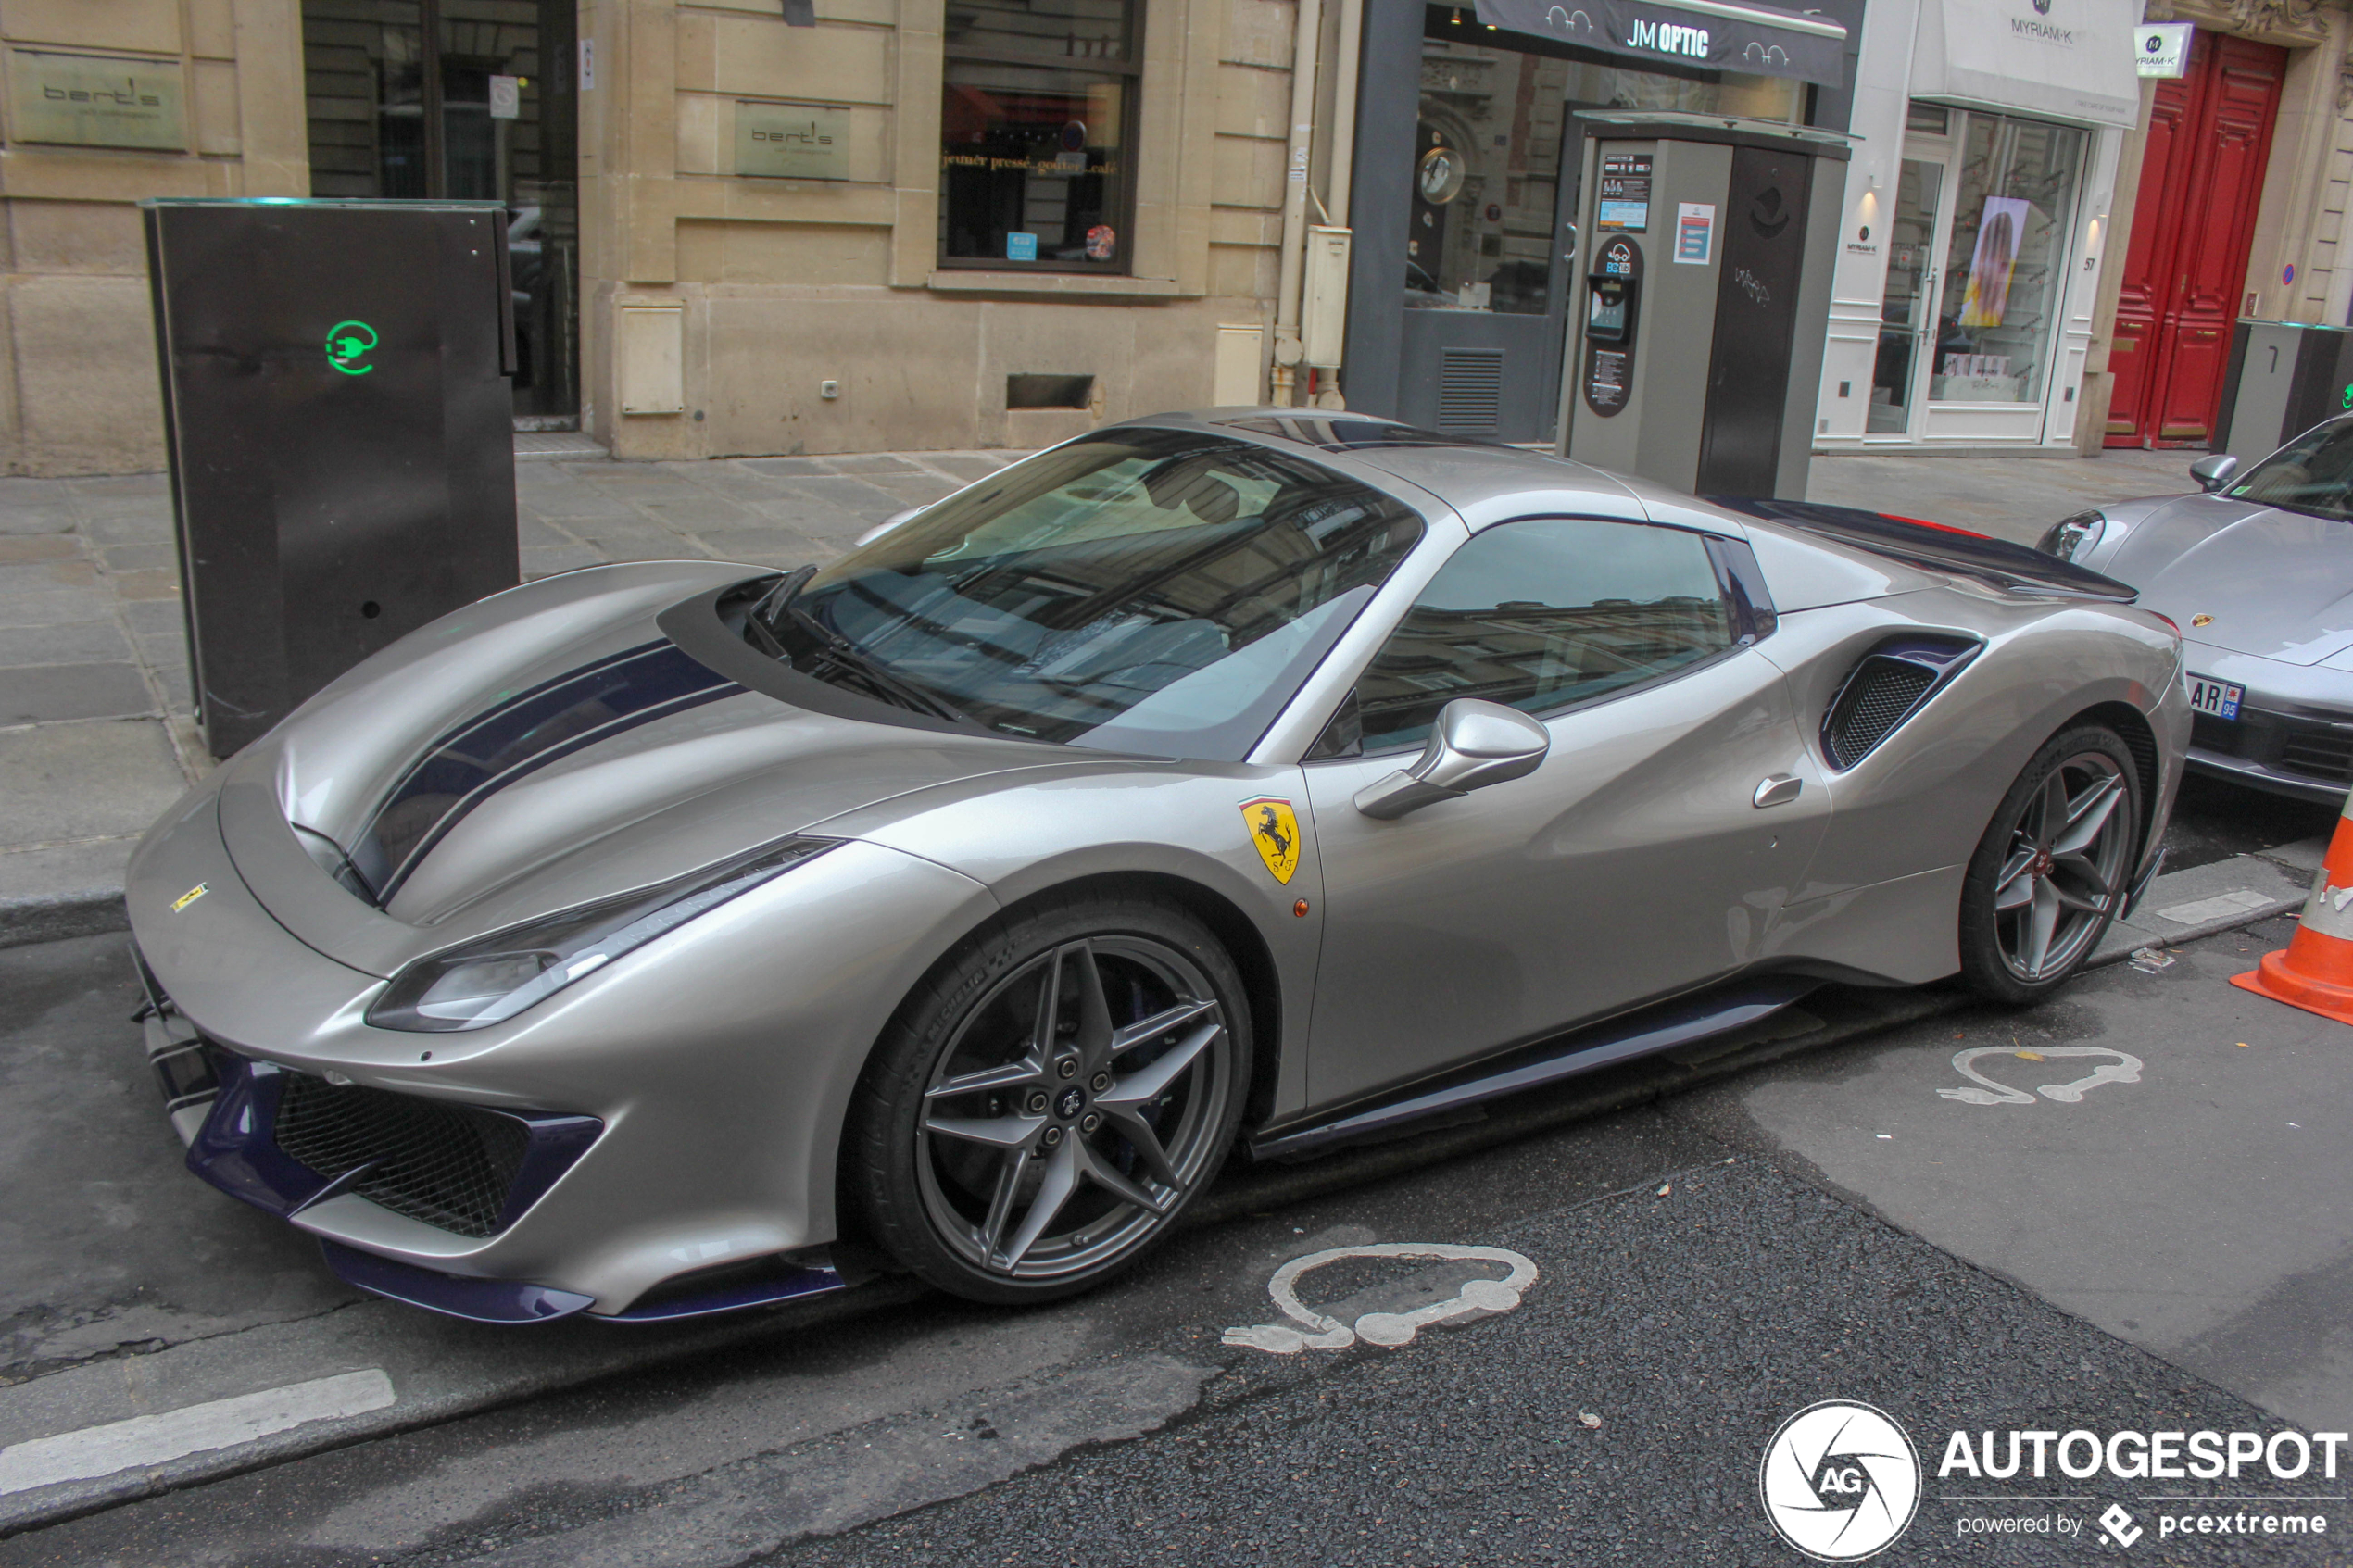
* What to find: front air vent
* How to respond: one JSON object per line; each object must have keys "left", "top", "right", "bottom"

{"left": 1821, "top": 636, "right": 1981, "bottom": 771}
{"left": 274, "top": 1075, "right": 533, "bottom": 1238}
{"left": 1437, "top": 349, "right": 1504, "bottom": 434}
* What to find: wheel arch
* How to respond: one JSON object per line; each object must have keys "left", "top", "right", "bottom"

{"left": 2067, "top": 698, "right": 2164, "bottom": 863}
{"left": 988, "top": 870, "right": 1287, "bottom": 1127}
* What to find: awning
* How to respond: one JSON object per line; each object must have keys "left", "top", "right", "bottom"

{"left": 1910, "top": 0, "right": 2139, "bottom": 128}
{"left": 1470, "top": 0, "right": 1847, "bottom": 88}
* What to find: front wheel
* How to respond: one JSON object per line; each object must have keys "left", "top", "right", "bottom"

{"left": 1957, "top": 725, "right": 2141, "bottom": 1005}
{"left": 842, "top": 895, "right": 1248, "bottom": 1305}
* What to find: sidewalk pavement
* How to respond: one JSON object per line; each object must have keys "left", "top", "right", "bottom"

{"left": 0, "top": 441, "right": 2208, "bottom": 944}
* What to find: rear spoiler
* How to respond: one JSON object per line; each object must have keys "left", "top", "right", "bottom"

{"left": 1706, "top": 498, "right": 2137, "bottom": 603}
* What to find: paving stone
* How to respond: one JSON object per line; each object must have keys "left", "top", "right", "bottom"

{"left": 516, "top": 515, "right": 578, "bottom": 548}
{"left": 916, "top": 454, "right": 1018, "bottom": 482}
{"left": 736, "top": 457, "right": 837, "bottom": 478}
{"left": 864, "top": 475, "right": 958, "bottom": 508}
{"left": 560, "top": 521, "right": 710, "bottom": 564}
{"left": 676, "top": 462, "right": 801, "bottom": 501}
{"left": 0, "top": 535, "right": 82, "bottom": 565}
{"left": 64, "top": 473, "right": 168, "bottom": 499}
{"left": 0, "top": 663, "right": 155, "bottom": 725}
{"left": 97, "top": 542, "right": 176, "bottom": 572}
{"left": 124, "top": 601, "right": 185, "bottom": 638}
{"left": 521, "top": 545, "right": 605, "bottom": 581}
{"left": 0, "top": 584, "right": 114, "bottom": 631}
{"left": 0, "top": 621, "right": 132, "bottom": 668}
{"left": 107, "top": 569, "right": 182, "bottom": 602}
{"left": 0, "top": 720, "right": 188, "bottom": 847}
{"left": 0, "top": 559, "right": 99, "bottom": 593}
{"left": 0, "top": 509, "right": 78, "bottom": 537}
{"left": 821, "top": 454, "right": 925, "bottom": 475}
{"left": 634, "top": 495, "right": 758, "bottom": 528}
{"left": 691, "top": 525, "right": 831, "bottom": 566}
{"left": 786, "top": 474, "right": 914, "bottom": 521}
{"left": 516, "top": 488, "right": 642, "bottom": 522}
{"left": 80, "top": 513, "right": 174, "bottom": 545}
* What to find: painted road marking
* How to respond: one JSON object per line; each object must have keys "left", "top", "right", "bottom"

{"left": 1937, "top": 1046, "right": 2144, "bottom": 1107}
{"left": 0, "top": 1370, "right": 394, "bottom": 1496}
{"left": 1221, "top": 1243, "right": 1537, "bottom": 1354}
{"left": 2153, "top": 888, "right": 2275, "bottom": 925}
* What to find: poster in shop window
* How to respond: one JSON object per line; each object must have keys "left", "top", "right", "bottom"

{"left": 1957, "top": 197, "right": 2030, "bottom": 327}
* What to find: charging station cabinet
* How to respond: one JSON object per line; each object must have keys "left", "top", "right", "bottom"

{"left": 1561, "top": 114, "right": 1845, "bottom": 501}
{"left": 2213, "top": 320, "right": 2353, "bottom": 462}
{"left": 144, "top": 198, "right": 521, "bottom": 759}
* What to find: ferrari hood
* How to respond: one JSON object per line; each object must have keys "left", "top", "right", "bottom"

{"left": 220, "top": 562, "right": 1067, "bottom": 971}
{"left": 2124, "top": 502, "right": 2353, "bottom": 665}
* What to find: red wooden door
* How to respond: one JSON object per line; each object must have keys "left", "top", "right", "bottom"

{"left": 2106, "top": 32, "right": 2288, "bottom": 447}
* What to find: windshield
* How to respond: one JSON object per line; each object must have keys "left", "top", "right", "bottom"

{"left": 763, "top": 430, "right": 1426, "bottom": 759}
{"left": 2227, "top": 420, "right": 2353, "bottom": 521}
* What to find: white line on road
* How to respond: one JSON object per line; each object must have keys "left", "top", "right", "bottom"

{"left": 0, "top": 1369, "right": 395, "bottom": 1496}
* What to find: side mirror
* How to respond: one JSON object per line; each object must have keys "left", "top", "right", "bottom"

{"left": 853, "top": 507, "right": 924, "bottom": 548}
{"left": 2189, "top": 453, "right": 2239, "bottom": 493}
{"left": 1353, "top": 699, "right": 1551, "bottom": 820}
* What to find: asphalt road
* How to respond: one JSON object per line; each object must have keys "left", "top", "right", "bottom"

{"left": 0, "top": 776, "right": 2343, "bottom": 1565}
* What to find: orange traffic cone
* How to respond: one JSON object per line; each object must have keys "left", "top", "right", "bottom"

{"left": 2233, "top": 782, "right": 2353, "bottom": 1023}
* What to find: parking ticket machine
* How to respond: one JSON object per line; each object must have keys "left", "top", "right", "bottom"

{"left": 1561, "top": 113, "right": 1845, "bottom": 501}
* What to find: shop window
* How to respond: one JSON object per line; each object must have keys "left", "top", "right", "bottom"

{"left": 1930, "top": 113, "right": 2084, "bottom": 407}
{"left": 938, "top": 0, "right": 1140, "bottom": 273}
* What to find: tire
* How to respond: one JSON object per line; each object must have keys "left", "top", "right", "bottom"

{"left": 842, "top": 893, "right": 1250, "bottom": 1305}
{"left": 1957, "top": 724, "right": 2142, "bottom": 1005}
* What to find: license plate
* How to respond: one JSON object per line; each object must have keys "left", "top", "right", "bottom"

{"left": 2186, "top": 674, "right": 2243, "bottom": 721}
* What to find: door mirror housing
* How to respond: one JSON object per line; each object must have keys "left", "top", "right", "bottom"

{"left": 2189, "top": 453, "right": 2240, "bottom": 492}
{"left": 1353, "top": 699, "right": 1552, "bottom": 820}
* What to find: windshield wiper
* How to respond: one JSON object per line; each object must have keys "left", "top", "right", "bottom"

{"left": 751, "top": 569, "right": 976, "bottom": 727}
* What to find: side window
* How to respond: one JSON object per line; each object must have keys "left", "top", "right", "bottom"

{"left": 1344, "top": 518, "right": 1736, "bottom": 754}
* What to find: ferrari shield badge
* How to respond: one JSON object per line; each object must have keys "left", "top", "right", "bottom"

{"left": 170, "top": 883, "right": 208, "bottom": 913}
{"left": 1240, "top": 797, "right": 1300, "bottom": 885}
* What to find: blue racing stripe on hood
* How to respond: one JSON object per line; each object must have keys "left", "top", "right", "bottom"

{"left": 351, "top": 641, "right": 740, "bottom": 902}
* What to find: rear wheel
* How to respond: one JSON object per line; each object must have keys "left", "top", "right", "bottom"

{"left": 843, "top": 895, "right": 1248, "bottom": 1304}
{"left": 1957, "top": 725, "right": 2140, "bottom": 1004}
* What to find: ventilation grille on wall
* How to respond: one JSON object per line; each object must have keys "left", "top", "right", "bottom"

{"left": 1437, "top": 349, "right": 1504, "bottom": 434}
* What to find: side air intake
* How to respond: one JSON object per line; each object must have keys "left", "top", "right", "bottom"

{"left": 1822, "top": 636, "right": 1980, "bottom": 771}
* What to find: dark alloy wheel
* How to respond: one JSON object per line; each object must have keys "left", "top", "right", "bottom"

{"left": 1958, "top": 724, "right": 2141, "bottom": 1004}
{"left": 844, "top": 896, "right": 1248, "bottom": 1304}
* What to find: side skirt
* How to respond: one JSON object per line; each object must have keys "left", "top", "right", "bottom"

{"left": 1246, "top": 974, "right": 1821, "bottom": 1162}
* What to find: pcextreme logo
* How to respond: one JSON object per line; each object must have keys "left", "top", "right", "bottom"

{"left": 1760, "top": 1401, "right": 1923, "bottom": 1561}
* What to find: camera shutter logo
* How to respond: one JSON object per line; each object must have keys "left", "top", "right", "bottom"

{"left": 1758, "top": 1400, "right": 1921, "bottom": 1561}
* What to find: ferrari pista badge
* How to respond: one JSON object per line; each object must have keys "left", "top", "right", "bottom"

{"left": 1241, "top": 797, "right": 1300, "bottom": 884}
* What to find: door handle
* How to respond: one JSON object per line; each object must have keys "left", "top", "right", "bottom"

{"left": 1754, "top": 774, "right": 1803, "bottom": 808}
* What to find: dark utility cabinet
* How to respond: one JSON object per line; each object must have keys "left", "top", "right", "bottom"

{"left": 144, "top": 199, "right": 520, "bottom": 759}
{"left": 2214, "top": 319, "right": 2353, "bottom": 463}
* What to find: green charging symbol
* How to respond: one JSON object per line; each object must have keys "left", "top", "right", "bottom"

{"left": 324, "top": 320, "right": 379, "bottom": 376}
{"left": 2341, "top": 383, "right": 2352, "bottom": 411}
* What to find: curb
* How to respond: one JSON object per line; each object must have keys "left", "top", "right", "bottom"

{"left": 0, "top": 891, "right": 127, "bottom": 951}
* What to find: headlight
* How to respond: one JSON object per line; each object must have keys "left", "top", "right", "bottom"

{"left": 367, "top": 836, "right": 836, "bottom": 1033}
{"left": 2035, "top": 510, "right": 2105, "bottom": 561}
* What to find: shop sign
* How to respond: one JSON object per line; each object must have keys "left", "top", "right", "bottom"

{"left": 1472, "top": 0, "right": 1847, "bottom": 87}
{"left": 735, "top": 101, "right": 851, "bottom": 180}
{"left": 7, "top": 50, "right": 183, "bottom": 151}
{"left": 2135, "top": 21, "right": 2191, "bottom": 76}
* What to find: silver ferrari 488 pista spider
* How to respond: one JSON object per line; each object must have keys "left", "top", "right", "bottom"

{"left": 128, "top": 411, "right": 2188, "bottom": 1323}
